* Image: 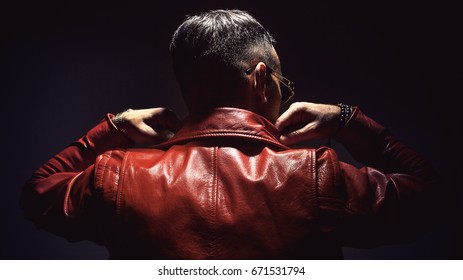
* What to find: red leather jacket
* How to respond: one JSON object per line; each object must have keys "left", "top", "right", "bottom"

{"left": 21, "top": 107, "right": 443, "bottom": 259}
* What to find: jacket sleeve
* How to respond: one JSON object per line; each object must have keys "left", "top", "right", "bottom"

{"left": 316, "top": 107, "right": 448, "bottom": 248}
{"left": 20, "top": 114, "right": 133, "bottom": 244}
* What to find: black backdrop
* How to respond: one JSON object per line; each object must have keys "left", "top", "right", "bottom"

{"left": 1, "top": 0, "right": 461, "bottom": 259}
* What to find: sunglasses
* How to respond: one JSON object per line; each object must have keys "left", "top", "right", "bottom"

{"left": 245, "top": 64, "right": 296, "bottom": 105}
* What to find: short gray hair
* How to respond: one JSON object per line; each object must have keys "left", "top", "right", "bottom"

{"left": 170, "top": 9, "right": 276, "bottom": 94}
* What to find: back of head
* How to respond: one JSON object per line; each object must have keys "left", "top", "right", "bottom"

{"left": 170, "top": 9, "right": 276, "bottom": 112}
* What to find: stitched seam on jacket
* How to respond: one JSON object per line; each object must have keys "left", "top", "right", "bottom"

{"left": 308, "top": 149, "right": 318, "bottom": 218}
{"left": 115, "top": 151, "right": 129, "bottom": 217}
{"left": 157, "top": 132, "right": 288, "bottom": 150}
{"left": 209, "top": 146, "right": 218, "bottom": 257}
{"left": 96, "top": 151, "right": 111, "bottom": 191}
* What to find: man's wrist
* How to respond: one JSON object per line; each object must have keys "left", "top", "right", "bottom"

{"left": 111, "top": 110, "right": 134, "bottom": 142}
{"left": 112, "top": 111, "right": 125, "bottom": 130}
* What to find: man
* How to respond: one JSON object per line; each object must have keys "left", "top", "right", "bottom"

{"left": 21, "top": 9, "right": 445, "bottom": 259}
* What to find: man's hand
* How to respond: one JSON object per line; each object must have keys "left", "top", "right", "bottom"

{"left": 275, "top": 102, "right": 341, "bottom": 146}
{"left": 115, "top": 108, "right": 181, "bottom": 145}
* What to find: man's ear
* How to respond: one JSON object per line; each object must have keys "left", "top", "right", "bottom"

{"left": 253, "top": 62, "right": 268, "bottom": 103}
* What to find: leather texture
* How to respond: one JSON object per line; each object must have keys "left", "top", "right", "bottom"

{"left": 21, "top": 107, "right": 443, "bottom": 259}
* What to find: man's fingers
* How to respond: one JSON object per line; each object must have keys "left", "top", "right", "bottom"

{"left": 279, "top": 123, "right": 318, "bottom": 146}
{"left": 275, "top": 102, "right": 303, "bottom": 131}
{"left": 274, "top": 110, "right": 292, "bottom": 131}
{"left": 122, "top": 107, "right": 181, "bottom": 145}
{"left": 279, "top": 131, "right": 301, "bottom": 146}
{"left": 143, "top": 108, "right": 181, "bottom": 132}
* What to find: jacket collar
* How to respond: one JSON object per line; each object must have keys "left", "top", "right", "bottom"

{"left": 154, "top": 107, "right": 288, "bottom": 150}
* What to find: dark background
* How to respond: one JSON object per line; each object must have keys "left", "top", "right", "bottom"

{"left": 1, "top": 0, "right": 461, "bottom": 259}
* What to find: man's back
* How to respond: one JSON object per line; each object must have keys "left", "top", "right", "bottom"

{"left": 95, "top": 108, "right": 333, "bottom": 259}
{"left": 21, "top": 107, "right": 442, "bottom": 259}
